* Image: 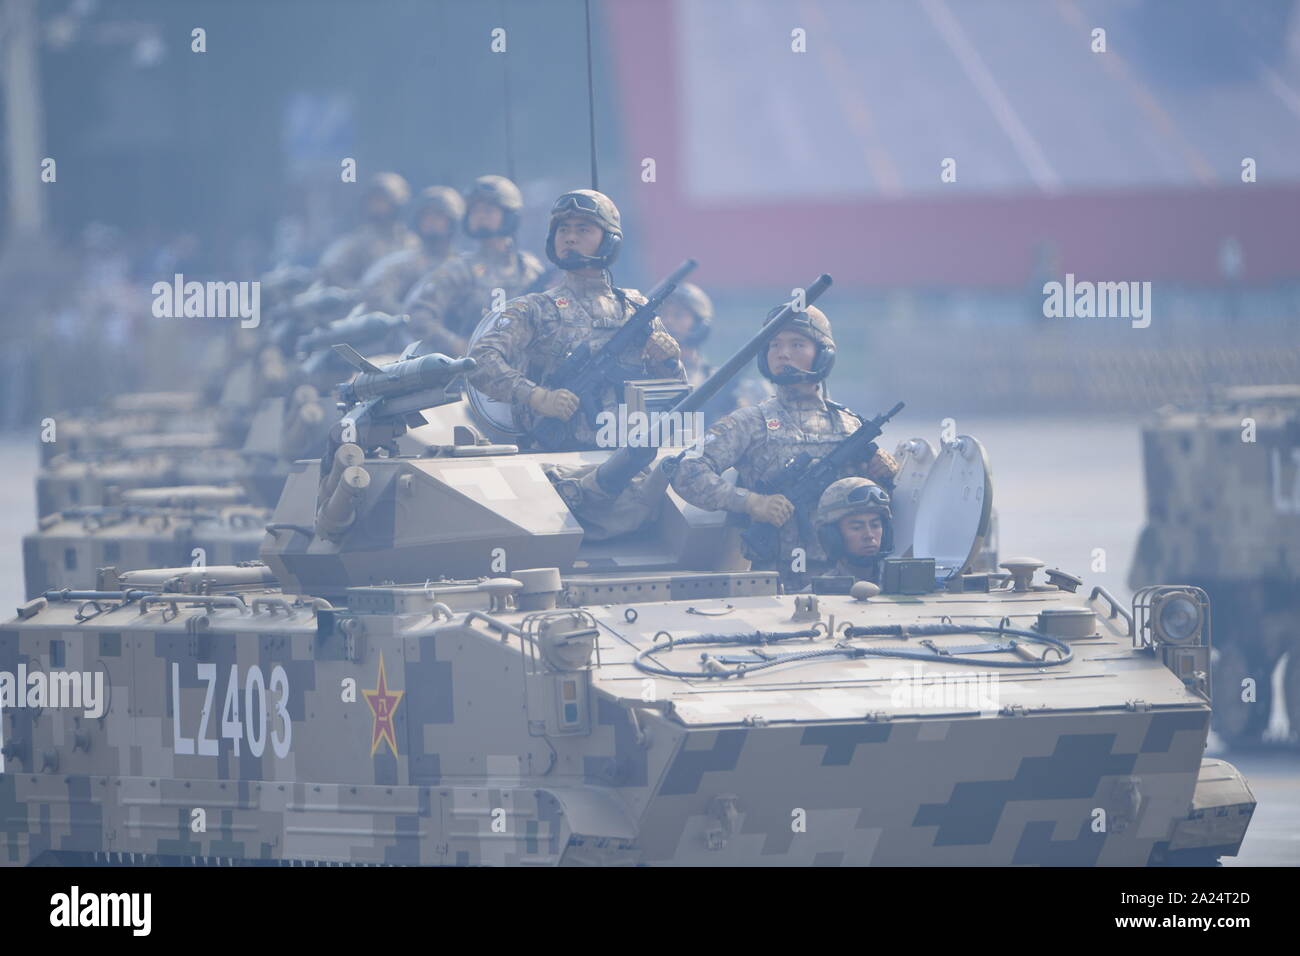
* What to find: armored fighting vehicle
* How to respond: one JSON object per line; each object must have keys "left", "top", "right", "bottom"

{"left": 1130, "top": 385, "right": 1300, "bottom": 749}
{"left": 22, "top": 485, "right": 269, "bottom": 597}
{"left": 0, "top": 297, "right": 1255, "bottom": 866}
{"left": 38, "top": 392, "right": 222, "bottom": 467}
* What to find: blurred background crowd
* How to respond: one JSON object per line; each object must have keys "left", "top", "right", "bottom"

{"left": 1, "top": 0, "right": 1299, "bottom": 426}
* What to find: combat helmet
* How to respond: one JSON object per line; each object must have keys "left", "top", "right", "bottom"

{"left": 546, "top": 189, "right": 622, "bottom": 270}
{"left": 410, "top": 185, "right": 465, "bottom": 239}
{"left": 366, "top": 172, "right": 412, "bottom": 216}
{"left": 814, "top": 477, "right": 894, "bottom": 565}
{"left": 464, "top": 174, "right": 523, "bottom": 238}
{"left": 758, "top": 303, "right": 835, "bottom": 385}
{"left": 664, "top": 282, "right": 714, "bottom": 347}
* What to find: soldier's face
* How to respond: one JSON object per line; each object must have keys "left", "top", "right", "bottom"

{"left": 555, "top": 215, "right": 604, "bottom": 258}
{"left": 768, "top": 330, "right": 816, "bottom": 372}
{"left": 661, "top": 302, "right": 696, "bottom": 341}
{"left": 467, "top": 202, "right": 504, "bottom": 234}
{"left": 366, "top": 194, "right": 396, "bottom": 221}
{"left": 418, "top": 209, "right": 452, "bottom": 239}
{"left": 840, "top": 513, "right": 884, "bottom": 557}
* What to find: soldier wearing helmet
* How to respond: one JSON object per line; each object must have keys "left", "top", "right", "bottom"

{"left": 660, "top": 282, "right": 771, "bottom": 421}
{"left": 317, "top": 172, "right": 420, "bottom": 288}
{"left": 671, "top": 303, "right": 899, "bottom": 579}
{"left": 467, "top": 188, "right": 685, "bottom": 449}
{"left": 659, "top": 282, "right": 713, "bottom": 381}
{"left": 358, "top": 185, "right": 465, "bottom": 314}
{"left": 814, "top": 477, "right": 894, "bottom": 581}
{"left": 404, "top": 174, "right": 544, "bottom": 355}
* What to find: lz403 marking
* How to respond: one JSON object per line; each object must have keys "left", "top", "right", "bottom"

{"left": 171, "top": 663, "right": 291, "bottom": 758}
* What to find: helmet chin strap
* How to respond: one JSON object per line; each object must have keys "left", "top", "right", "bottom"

{"left": 555, "top": 251, "right": 604, "bottom": 270}
{"left": 770, "top": 366, "right": 823, "bottom": 386}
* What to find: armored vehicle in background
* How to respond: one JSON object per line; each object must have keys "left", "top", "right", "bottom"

{"left": 22, "top": 485, "right": 269, "bottom": 597}
{"left": 1130, "top": 385, "right": 1300, "bottom": 748}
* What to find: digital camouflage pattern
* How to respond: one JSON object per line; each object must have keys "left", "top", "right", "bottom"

{"left": 468, "top": 270, "right": 686, "bottom": 447}
{"left": 357, "top": 186, "right": 465, "bottom": 314}
{"left": 317, "top": 221, "right": 420, "bottom": 289}
{"left": 1, "top": 423, "right": 1256, "bottom": 866}
{"left": 1129, "top": 385, "right": 1300, "bottom": 747}
{"left": 0, "top": 559, "right": 1254, "bottom": 866}
{"left": 358, "top": 244, "right": 454, "bottom": 316}
{"left": 672, "top": 386, "right": 900, "bottom": 567}
{"left": 405, "top": 243, "right": 545, "bottom": 354}
{"left": 23, "top": 502, "right": 270, "bottom": 597}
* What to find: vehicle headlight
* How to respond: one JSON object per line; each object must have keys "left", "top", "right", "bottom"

{"left": 1154, "top": 590, "right": 1202, "bottom": 645}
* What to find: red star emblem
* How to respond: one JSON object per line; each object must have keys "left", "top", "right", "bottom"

{"left": 363, "top": 651, "right": 404, "bottom": 756}
{"left": 555, "top": 297, "right": 569, "bottom": 307}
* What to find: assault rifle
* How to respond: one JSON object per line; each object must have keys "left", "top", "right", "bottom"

{"left": 740, "top": 400, "right": 905, "bottom": 565}
{"left": 530, "top": 258, "right": 697, "bottom": 451}
{"left": 593, "top": 274, "right": 835, "bottom": 495}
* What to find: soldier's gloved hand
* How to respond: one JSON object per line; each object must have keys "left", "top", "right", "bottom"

{"left": 866, "top": 448, "right": 900, "bottom": 484}
{"left": 528, "top": 386, "right": 579, "bottom": 421}
{"left": 642, "top": 329, "right": 681, "bottom": 364}
{"left": 743, "top": 492, "right": 795, "bottom": 526}
{"left": 420, "top": 326, "right": 468, "bottom": 358}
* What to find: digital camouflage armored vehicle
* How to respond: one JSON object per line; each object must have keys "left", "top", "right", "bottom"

{"left": 0, "top": 323, "right": 1255, "bottom": 866}
{"left": 22, "top": 485, "right": 270, "bottom": 598}
{"left": 38, "top": 392, "right": 222, "bottom": 467}
{"left": 1130, "top": 385, "right": 1300, "bottom": 749}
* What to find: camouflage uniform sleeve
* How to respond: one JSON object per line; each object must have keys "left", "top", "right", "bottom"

{"left": 671, "top": 406, "right": 764, "bottom": 513}
{"left": 405, "top": 257, "right": 470, "bottom": 340}
{"left": 648, "top": 316, "right": 686, "bottom": 382}
{"left": 358, "top": 250, "right": 408, "bottom": 314}
{"left": 467, "top": 295, "right": 543, "bottom": 405}
{"left": 617, "top": 290, "right": 686, "bottom": 382}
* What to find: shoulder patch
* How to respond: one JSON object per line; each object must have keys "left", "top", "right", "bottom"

{"left": 766, "top": 418, "right": 781, "bottom": 430}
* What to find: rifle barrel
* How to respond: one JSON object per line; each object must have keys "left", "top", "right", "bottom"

{"left": 644, "top": 258, "right": 698, "bottom": 304}
{"left": 593, "top": 273, "right": 833, "bottom": 495}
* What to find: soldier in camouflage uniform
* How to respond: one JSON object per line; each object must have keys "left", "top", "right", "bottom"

{"left": 671, "top": 305, "right": 899, "bottom": 578}
{"left": 813, "top": 476, "right": 893, "bottom": 582}
{"left": 659, "top": 282, "right": 714, "bottom": 387}
{"left": 405, "top": 175, "right": 545, "bottom": 356}
{"left": 358, "top": 185, "right": 464, "bottom": 314}
{"left": 467, "top": 189, "right": 685, "bottom": 450}
{"left": 317, "top": 172, "right": 419, "bottom": 288}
